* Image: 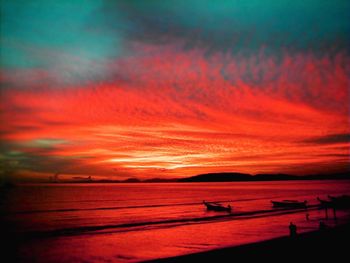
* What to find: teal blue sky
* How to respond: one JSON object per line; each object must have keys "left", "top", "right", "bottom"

{"left": 1, "top": 0, "right": 349, "bottom": 73}
{"left": 105, "top": 0, "right": 349, "bottom": 52}
{"left": 1, "top": 0, "right": 123, "bottom": 69}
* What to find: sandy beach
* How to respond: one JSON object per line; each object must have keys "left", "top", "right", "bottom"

{"left": 146, "top": 223, "right": 350, "bottom": 262}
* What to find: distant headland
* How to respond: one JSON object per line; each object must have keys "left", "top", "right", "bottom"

{"left": 39, "top": 172, "right": 350, "bottom": 184}
{"left": 4, "top": 171, "right": 349, "bottom": 185}
{"left": 177, "top": 172, "right": 350, "bottom": 182}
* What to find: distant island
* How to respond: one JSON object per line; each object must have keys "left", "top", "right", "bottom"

{"left": 5, "top": 171, "right": 348, "bottom": 185}
{"left": 177, "top": 172, "right": 350, "bottom": 182}
{"left": 53, "top": 172, "right": 350, "bottom": 184}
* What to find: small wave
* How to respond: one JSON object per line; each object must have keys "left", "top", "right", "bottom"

{"left": 20, "top": 205, "right": 317, "bottom": 240}
{"left": 3, "top": 198, "right": 276, "bottom": 215}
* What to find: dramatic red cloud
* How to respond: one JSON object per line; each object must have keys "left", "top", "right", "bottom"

{"left": 1, "top": 46, "right": 349, "bottom": 180}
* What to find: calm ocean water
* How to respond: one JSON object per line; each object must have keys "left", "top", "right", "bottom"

{"left": 1, "top": 180, "right": 350, "bottom": 262}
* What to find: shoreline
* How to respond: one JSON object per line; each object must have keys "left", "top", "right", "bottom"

{"left": 7, "top": 178, "right": 350, "bottom": 185}
{"left": 145, "top": 223, "right": 350, "bottom": 262}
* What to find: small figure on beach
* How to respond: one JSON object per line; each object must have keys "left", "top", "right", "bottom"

{"left": 306, "top": 213, "right": 309, "bottom": 221}
{"left": 319, "top": 221, "right": 327, "bottom": 231}
{"left": 289, "top": 222, "right": 297, "bottom": 237}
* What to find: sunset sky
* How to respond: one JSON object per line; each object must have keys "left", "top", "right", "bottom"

{"left": 1, "top": 0, "right": 349, "bottom": 182}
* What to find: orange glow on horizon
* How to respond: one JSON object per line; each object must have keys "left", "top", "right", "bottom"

{"left": 1, "top": 47, "right": 349, "bottom": 181}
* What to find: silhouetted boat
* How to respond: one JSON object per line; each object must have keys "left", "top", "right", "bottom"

{"left": 328, "top": 195, "right": 350, "bottom": 202}
{"left": 317, "top": 197, "right": 333, "bottom": 208}
{"left": 203, "top": 201, "right": 232, "bottom": 212}
{"left": 327, "top": 195, "right": 350, "bottom": 208}
{"left": 271, "top": 200, "right": 307, "bottom": 208}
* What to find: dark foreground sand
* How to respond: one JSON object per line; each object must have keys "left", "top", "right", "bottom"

{"left": 3, "top": 221, "right": 349, "bottom": 262}
{"left": 146, "top": 223, "right": 350, "bottom": 262}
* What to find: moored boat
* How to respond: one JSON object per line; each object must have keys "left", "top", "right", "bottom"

{"left": 327, "top": 195, "right": 350, "bottom": 208}
{"left": 317, "top": 197, "right": 333, "bottom": 208}
{"left": 271, "top": 200, "right": 307, "bottom": 208}
{"left": 203, "top": 201, "right": 232, "bottom": 212}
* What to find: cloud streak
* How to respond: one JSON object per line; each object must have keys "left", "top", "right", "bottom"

{"left": 1, "top": 45, "right": 349, "bottom": 180}
{"left": 301, "top": 134, "right": 350, "bottom": 145}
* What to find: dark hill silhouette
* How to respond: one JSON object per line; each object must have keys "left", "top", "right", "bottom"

{"left": 177, "top": 172, "right": 350, "bottom": 182}
{"left": 44, "top": 172, "right": 350, "bottom": 184}
{"left": 178, "top": 172, "right": 252, "bottom": 182}
{"left": 123, "top": 178, "right": 141, "bottom": 183}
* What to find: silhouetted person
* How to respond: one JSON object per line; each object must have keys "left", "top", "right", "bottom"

{"left": 332, "top": 207, "right": 337, "bottom": 220}
{"left": 306, "top": 213, "right": 310, "bottom": 221}
{"left": 289, "top": 222, "right": 297, "bottom": 237}
{"left": 319, "top": 221, "right": 327, "bottom": 231}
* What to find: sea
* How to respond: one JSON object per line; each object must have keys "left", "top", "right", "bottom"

{"left": 1, "top": 180, "right": 350, "bottom": 262}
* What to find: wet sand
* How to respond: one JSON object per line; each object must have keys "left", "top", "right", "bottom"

{"left": 146, "top": 223, "right": 350, "bottom": 262}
